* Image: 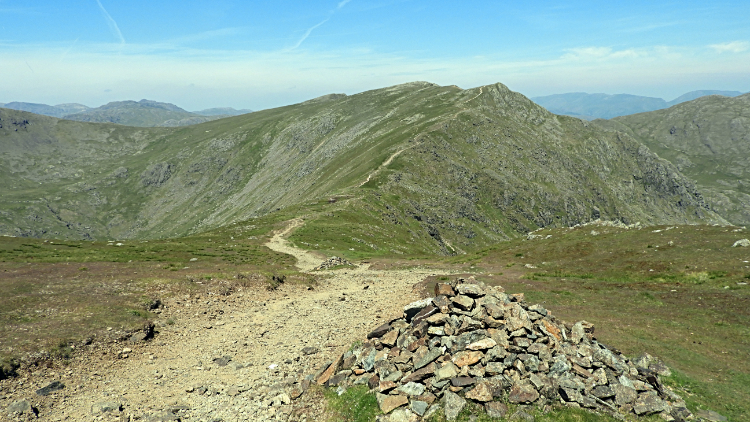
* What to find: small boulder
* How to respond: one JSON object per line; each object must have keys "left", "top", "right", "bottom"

{"left": 7, "top": 400, "right": 36, "bottom": 416}
{"left": 92, "top": 401, "right": 122, "bottom": 415}
{"left": 732, "top": 239, "right": 750, "bottom": 247}
{"left": 442, "top": 390, "right": 466, "bottom": 421}
{"left": 434, "top": 283, "right": 456, "bottom": 297}
{"left": 368, "top": 323, "right": 392, "bottom": 339}
{"left": 410, "top": 400, "right": 429, "bottom": 416}
{"left": 455, "top": 284, "right": 484, "bottom": 297}
{"left": 397, "top": 382, "right": 426, "bottom": 396}
{"left": 404, "top": 298, "right": 433, "bottom": 322}
{"left": 377, "top": 394, "right": 409, "bottom": 414}
{"left": 36, "top": 381, "right": 65, "bottom": 396}
{"left": 485, "top": 401, "right": 508, "bottom": 418}
{"left": 465, "top": 382, "right": 493, "bottom": 402}
{"left": 508, "top": 382, "right": 539, "bottom": 403}
{"left": 451, "top": 295, "right": 475, "bottom": 311}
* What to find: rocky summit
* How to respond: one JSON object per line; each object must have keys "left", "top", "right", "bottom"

{"left": 306, "top": 277, "right": 691, "bottom": 421}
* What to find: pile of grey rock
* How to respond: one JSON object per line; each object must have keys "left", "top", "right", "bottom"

{"left": 313, "top": 256, "right": 355, "bottom": 270}
{"left": 308, "top": 278, "right": 692, "bottom": 421}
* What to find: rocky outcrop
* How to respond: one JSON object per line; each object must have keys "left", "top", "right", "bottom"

{"left": 308, "top": 277, "right": 691, "bottom": 421}
{"left": 313, "top": 256, "right": 355, "bottom": 270}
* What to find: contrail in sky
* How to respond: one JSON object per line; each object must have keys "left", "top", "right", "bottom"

{"left": 291, "top": 19, "right": 329, "bottom": 50}
{"left": 290, "top": 0, "right": 351, "bottom": 50}
{"left": 95, "top": 0, "right": 125, "bottom": 44}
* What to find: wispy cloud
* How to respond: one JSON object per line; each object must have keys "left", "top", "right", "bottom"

{"left": 562, "top": 47, "right": 613, "bottom": 60}
{"left": 2, "top": 38, "right": 748, "bottom": 110}
{"left": 709, "top": 41, "right": 749, "bottom": 53}
{"left": 288, "top": 0, "right": 353, "bottom": 50}
{"left": 561, "top": 46, "right": 642, "bottom": 61}
{"left": 95, "top": 0, "right": 125, "bottom": 45}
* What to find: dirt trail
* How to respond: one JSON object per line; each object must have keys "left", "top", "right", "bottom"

{"left": 357, "top": 86, "right": 484, "bottom": 189}
{"left": 358, "top": 144, "right": 419, "bottom": 188}
{"left": 266, "top": 218, "right": 323, "bottom": 271}
{"left": 2, "top": 220, "right": 451, "bottom": 422}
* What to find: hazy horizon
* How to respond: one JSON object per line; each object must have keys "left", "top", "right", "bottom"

{"left": 1, "top": 1, "right": 748, "bottom": 111}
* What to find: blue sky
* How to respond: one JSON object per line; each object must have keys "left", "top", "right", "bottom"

{"left": 1, "top": 0, "right": 748, "bottom": 110}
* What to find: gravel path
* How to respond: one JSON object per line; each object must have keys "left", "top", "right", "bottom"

{"left": 2, "top": 221, "right": 451, "bottom": 421}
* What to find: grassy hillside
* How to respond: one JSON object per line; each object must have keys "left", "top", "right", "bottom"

{"left": 0, "top": 82, "right": 725, "bottom": 251}
{"left": 598, "top": 93, "right": 750, "bottom": 225}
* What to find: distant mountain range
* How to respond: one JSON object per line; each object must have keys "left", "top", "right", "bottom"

{"left": 0, "top": 100, "right": 252, "bottom": 127}
{"left": 0, "top": 102, "right": 90, "bottom": 118}
{"left": 532, "top": 90, "right": 745, "bottom": 120}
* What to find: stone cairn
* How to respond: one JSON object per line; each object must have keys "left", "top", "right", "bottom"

{"left": 313, "top": 256, "right": 355, "bottom": 271}
{"left": 308, "top": 277, "right": 692, "bottom": 421}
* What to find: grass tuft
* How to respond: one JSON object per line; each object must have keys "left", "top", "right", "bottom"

{"left": 323, "top": 385, "right": 380, "bottom": 422}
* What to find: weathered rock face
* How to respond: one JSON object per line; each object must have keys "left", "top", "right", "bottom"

{"left": 309, "top": 277, "right": 692, "bottom": 421}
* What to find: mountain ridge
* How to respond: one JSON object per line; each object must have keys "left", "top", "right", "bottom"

{"left": 62, "top": 99, "right": 225, "bottom": 127}
{"left": 1, "top": 100, "right": 253, "bottom": 128}
{"left": 0, "top": 81, "right": 726, "bottom": 253}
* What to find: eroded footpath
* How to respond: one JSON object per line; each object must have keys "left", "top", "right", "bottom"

{"left": 2, "top": 221, "right": 450, "bottom": 421}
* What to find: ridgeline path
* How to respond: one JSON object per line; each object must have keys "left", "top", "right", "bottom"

{"left": 3, "top": 220, "right": 450, "bottom": 421}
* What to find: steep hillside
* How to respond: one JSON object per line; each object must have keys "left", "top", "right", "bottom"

{"left": 598, "top": 93, "right": 750, "bottom": 225}
{"left": 0, "top": 82, "right": 725, "bottom": 253}
{"left": 63, "top": 99, "right": 225, "bottom": 127}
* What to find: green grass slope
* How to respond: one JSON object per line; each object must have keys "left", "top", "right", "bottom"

{"left": 0, "top": 82, "right": 726, "bottom": 250}
{"left": 598, "top": 93, "right": 750, "bottom": 226}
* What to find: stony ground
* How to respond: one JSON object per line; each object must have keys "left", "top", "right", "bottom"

{"left": 1, "top": 221, "right": 451, "bottom": 421}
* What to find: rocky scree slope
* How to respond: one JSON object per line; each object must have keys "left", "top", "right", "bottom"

{"left": 311, "top": 278, "right": 691, "bottom": 421}
{"left": 0, "top": 82, "right": 725, "bottom": 246}
{"left": 597, "top": 93, "right": 750, "bottom": 226}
